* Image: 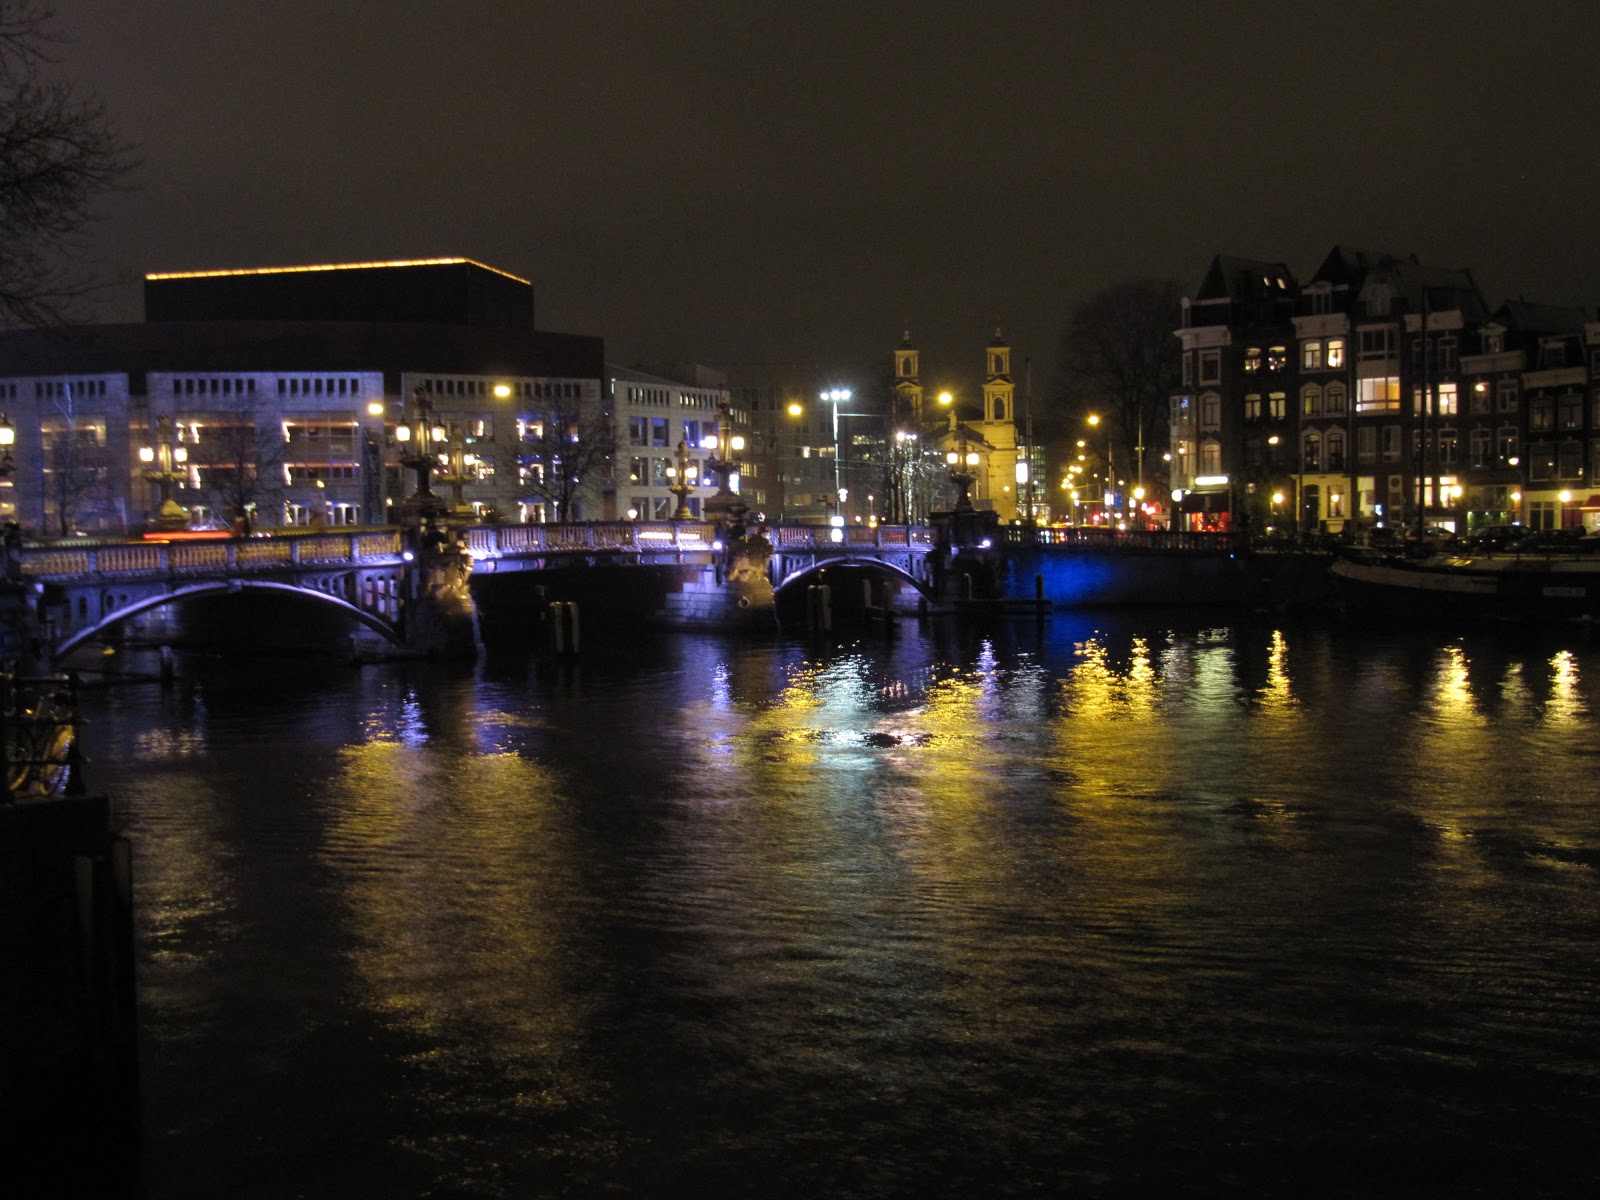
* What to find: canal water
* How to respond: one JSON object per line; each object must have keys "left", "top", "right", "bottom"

{"left": 75, "top": 614, "right": 1600, "bottom": 1198}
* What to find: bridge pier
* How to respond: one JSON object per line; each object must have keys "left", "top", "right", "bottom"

{"left": 655, "top": 527, "right": 777, "bottom": 629}
{"left": 398, "top": 520, "right": 480, "bottom": 658}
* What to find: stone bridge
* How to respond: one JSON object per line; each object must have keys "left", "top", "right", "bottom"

{"left": 12, "top": 521, "right": 941, "bottom": 659}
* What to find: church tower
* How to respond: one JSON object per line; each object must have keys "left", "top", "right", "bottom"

{"left": 893, "top": 330, "right": 924, "bottom": 428}
{"left": 978, "top": 328, "right": 1020, "bottom": 520}
{"left": 982, "top": 329, "right": 1014, "bottom": 424}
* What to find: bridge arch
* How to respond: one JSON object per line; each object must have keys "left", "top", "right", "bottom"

{"left": 53, "top": 579, "right": 402, "bottom": 658}
{"left": 772, "top": 554, "right": 935, "bottom": 600}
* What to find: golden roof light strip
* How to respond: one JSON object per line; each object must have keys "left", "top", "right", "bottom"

{"left": 146, "top": 258, "right": 530, "bottom": 285}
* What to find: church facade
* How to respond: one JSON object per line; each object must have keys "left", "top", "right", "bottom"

{"left": 892, "top": 330, "right": 1028, "bottom": 523}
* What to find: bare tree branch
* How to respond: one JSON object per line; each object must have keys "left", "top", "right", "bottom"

{"left": 0, "top": 1, "right": 137, "bottom": 328}
{"left": 516, "top": 396, "right": 615, "bottom": 522}
{"left": 1049, "top": 279, "right": 1184, "bottom": 493}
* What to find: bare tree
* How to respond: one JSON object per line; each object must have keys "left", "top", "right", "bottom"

{"left": 515, "top": 395, "right": 615, "bottom": 522}
{"left": 0, "top": 1, "right": 136, "bottom": 327}
{"left": 40, "top": 381, "right": 110, "bottom": 535}
{"left": 191, "top": 412, "right": 285, "bottom": 529}
{"left": 1050, "top": 279, "right": 1184, "bottom": 495}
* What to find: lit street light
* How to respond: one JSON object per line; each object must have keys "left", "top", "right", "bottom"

{"left": 820, "top": 387, "right": 851, "bottom": 517}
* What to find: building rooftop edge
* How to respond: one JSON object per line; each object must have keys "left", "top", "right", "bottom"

{"left": 145, "top": 258, "right": 531, "bottom": 286}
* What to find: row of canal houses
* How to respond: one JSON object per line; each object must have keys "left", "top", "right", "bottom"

{"left": 1171, "top": 246, "right": 1600, "bottom": 536}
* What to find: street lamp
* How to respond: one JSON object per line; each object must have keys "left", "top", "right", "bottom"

{"left": 139, "top": 414, "right": 190, "bottom": 532}
{"left": 944, "top": 424, "right": 980, "bottom": 513}
{"left": 392, "top": 386, "right": 451, "bottom": 530}
{"left": 435, "top": 422, "right": 479, "bottom": 516}
{"left": 1087, "top": 413, "right": 1124, "bottom": 521}
{"left": 821, "top": 387, "right": 851, "bottom": 517}
{"left": 701, "top": 399, "right": 748, "bottom": 530}
{"left": 666, "top": 439, "right": 698, "bottom": 520}
{"left": 394, "top": 388, "right": 447, "bottom": 498}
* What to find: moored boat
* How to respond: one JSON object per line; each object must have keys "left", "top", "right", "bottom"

{"left": 1329, "top": 548, "right": 1600, "bottom": 623}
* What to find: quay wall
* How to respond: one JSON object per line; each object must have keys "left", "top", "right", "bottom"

{"left": 1000, "top": 545, "right": 1337, "bottom": 613}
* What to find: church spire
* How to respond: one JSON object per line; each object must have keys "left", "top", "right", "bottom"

{"left": 893, "top": 329, "right": 924, "bottom": 427}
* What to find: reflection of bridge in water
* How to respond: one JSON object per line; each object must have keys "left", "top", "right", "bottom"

{"left": 17, "top": 522, "right": 946, "bottom": 658}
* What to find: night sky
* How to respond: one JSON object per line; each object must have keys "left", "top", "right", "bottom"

{"left": 58, "top": 1, "right": 1600, "bottom": 396}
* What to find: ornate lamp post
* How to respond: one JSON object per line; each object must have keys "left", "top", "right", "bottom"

{"left": 666, "top": 439, "right": 697, "bottom": 520}
{"left": 435, "top": 422, "right": 479, "bottom": 517}
{"left": 701, "top": 399, "right": 748, "bottom": 531}
{"left": 945, "top": 425, "right": 980, "bottom": 513}
{"left": 139, "top": 414, "right": 190, "bottom": 532}
{"left": 393, "top": 387, "right": 448, "bottom": 526}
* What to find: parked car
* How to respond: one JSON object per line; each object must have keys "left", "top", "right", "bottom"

{"left": 1517, "top": 527, "right": 1591, "bottom": 553}
{"left": 1459, "top": 524, "right": 1528, "bottom": 552}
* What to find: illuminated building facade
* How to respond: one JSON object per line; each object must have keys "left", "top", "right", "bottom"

{"left": 0, "top": 259, "right": 607, "bottom": 533}
{"left": 608, "top": 364, "right": 737, "bottom": 521}
{"left": 1170, "top": 247, "right": 1600, "bottom": 536}
{"left": 892, "top": 330, "right": 1027, "bottom": 522}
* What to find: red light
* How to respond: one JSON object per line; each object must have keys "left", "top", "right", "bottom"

{"left": 141, "top": 529, "right": 233, "bottom": 542}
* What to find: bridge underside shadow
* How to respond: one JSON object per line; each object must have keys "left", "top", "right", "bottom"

{"left": 54, "top": 580, "right": 401, "bottom": 659}
{"left": 772, "top": 556, "right": 934, "bottom": 622}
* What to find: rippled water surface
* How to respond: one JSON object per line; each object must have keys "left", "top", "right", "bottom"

{"left": 79, "top": 615, "right": 1600, "bottom": 1198}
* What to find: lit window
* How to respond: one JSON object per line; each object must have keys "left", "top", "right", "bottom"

{"left": 1326, "top": 338, "right": 1345, "bottom": 369}
{"left": 1357, "top": 376, "right": 1400, "bottom": 412}
{"left": 1243, "top": 348, "right": 1262, "bottom": 374}
{"left": 1302, "top": 341, "right": 1323, "bottom": 370}
{"left": 1416, "top": 383, "right": 1459, "bottom": 416}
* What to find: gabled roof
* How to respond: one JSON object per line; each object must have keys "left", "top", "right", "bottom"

{"left": 1354, "top": 255, "right": 1491, "bottom": 321}
{"left": 1305, "top": 246, "right": 1400, "bottom": 288}
{"left": 1194, "top": 255, "right": 1297, "bottom": 302}
{"left": 1493, "top": 300, "right": 1585, "bottom": 336}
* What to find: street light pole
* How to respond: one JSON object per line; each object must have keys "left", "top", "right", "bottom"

{"left": 821, "top": 388, "right": 850, "bottom": 519}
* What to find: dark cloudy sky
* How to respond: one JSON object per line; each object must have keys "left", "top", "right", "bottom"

{"left": 58, "top": 0, "right": 1600, "bottom": 395}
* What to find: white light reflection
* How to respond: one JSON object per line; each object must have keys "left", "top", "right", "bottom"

{"left": 1545, "top": 649, "right": 1583, "bottom": 725}
{"left": 397, "top": 690, "right": 428, "bottom": 747}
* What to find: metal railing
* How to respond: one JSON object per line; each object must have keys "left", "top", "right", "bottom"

{"left": 1007, "top": 526, "right": 1245, "bottom": 553}
{"left": 2, "top": 673, "right": 84, "bottom": 801}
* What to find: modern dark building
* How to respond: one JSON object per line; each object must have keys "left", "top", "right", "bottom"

{"left": 0, "top": 259, "right": 607, "bottom": 534}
